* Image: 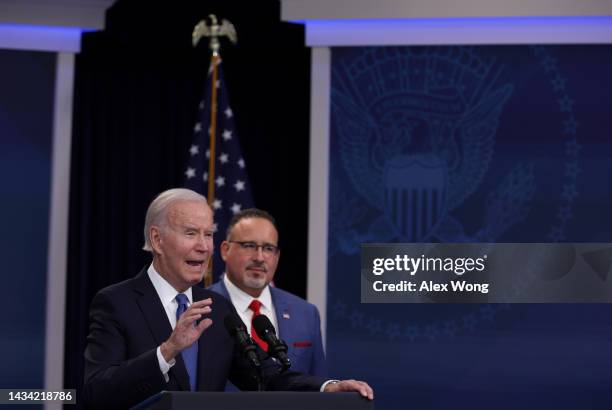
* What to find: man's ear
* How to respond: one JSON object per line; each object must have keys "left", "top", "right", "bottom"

{"left": 220, "top": 241, "right": 230, "bottom": 261}
{"left": 150, "top": 226, "right": 163, "bottom": 255}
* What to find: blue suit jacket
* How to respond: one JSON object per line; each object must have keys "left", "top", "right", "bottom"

{"left": 83, "top": 269, "right": 326, "bottom": 409}
{"left": 209, "top": 278, "right": 327, "bottom": 377}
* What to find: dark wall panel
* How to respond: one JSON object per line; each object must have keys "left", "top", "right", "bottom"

{"left": 0, "top": 48, "right": 55, "bottom": 389}
{"left": 328, "top": 45, "right": 612, "bottom": 409}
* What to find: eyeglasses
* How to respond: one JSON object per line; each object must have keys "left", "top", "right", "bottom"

{"left": 229, "top": 241, "right": 279, "bottom": 256}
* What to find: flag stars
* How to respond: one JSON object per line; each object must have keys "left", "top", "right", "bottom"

{"left": 231, "top": 203, "right": 242, "bottom": 214}
{"left": 234, "top": 180, "right": 245, "bottom": 192}
{"left": 185, "top": 167, "right": 196, "bottom": 179}
{"left": 186, "top": 70, "right": 254, "bottom": 259}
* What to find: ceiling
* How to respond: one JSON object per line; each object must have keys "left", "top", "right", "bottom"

{"left": 0, "top": 0, "right": 116, "bottom": 30}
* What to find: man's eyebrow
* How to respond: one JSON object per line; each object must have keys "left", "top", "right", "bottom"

{"left": 180, "top": 225, "right": 199, "bottom": 231}
{"left": 240, "top": 240, "right": 277, "bottom": 246}
{"left": 180, "top": 224, "right": 216, "bottom": 232}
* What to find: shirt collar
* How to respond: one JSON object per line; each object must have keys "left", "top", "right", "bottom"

{"left": 147, "top": 264, "right": 193, "bottom": 306}
{"left": 223, "top": 273, "right": 272, "bottom": 313}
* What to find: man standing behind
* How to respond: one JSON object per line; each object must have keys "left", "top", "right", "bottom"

{"left": 210, "top": 209, "right": 326, "bottom": 376}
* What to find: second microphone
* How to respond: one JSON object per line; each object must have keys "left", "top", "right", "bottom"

{"left": 253, "top": 315, "right": 292, "bottom": 371}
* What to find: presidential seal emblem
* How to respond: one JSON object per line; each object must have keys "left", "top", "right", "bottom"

{"left": 331, "top": 47, "right": 527, "bottom": 245}
{"left": 328, "top": 45, "right": 582, "bottom": 341}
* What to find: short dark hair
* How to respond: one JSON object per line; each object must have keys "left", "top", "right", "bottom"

{"left": 225, "top": 208, "right": 278, "bottom": 240}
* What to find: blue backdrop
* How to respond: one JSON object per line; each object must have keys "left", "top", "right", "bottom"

{"left": 328, "top": 45, "right": 612, "bottom": 409}
{"left": 0, "top": 49, "right": 54, "bottom": 396}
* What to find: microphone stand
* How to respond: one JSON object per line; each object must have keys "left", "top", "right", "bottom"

{"left": 256, "top": 367, "right": 264, "bottom": 392}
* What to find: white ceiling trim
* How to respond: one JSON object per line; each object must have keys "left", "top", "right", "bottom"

{"left": 0, "top": 0, "right": 114, "bottom": 30}
{"left": 304, "top": 16, "right": 612, "bottom": 46}
{"left": 282, "top": 0, "right": 612, "bottom": 21}
{"left": 0, "top": 24, "right": 82, "bottom": 52}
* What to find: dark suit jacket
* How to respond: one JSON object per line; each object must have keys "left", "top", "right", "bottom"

{"left": 83, "top": 269, "right": 326, "bottom": 409}
{"left": 209, "top": 278, "right": 327, "bottom": 376}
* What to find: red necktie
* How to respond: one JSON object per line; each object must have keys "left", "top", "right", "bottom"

{"left": 248, "top": 299, "right": 269, "bottom": 352}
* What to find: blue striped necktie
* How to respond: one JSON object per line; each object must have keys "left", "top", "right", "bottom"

{"left": 175, "top": 293, "right": 198, "bottom": 391}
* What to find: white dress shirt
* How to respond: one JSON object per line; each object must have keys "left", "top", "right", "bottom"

{"left": 222, "top": 274, "right": 279, "bottom": 337}
{"left": 147, "top": 264, "right": 193, "bottom": 380}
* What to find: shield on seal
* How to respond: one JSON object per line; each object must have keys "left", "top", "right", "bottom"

{"left": 383, "top": 154, "right": 447, "bottom": 241}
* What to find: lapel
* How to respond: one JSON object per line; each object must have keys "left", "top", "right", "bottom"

{"left": 215, "top": 278, "right": 231, "bottom": 300}
{"left": 270, "top": 287, "right": 291, "bottom": 340}
{"left": 193, "top": 286, "right": 214, "bottom": 390}
{"left": 131, "top": 269, "right": 191, "bottom": 391}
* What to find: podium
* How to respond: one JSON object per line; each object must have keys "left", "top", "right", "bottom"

{"left": 132, "top": 391, "right": 374, "bottom": 410}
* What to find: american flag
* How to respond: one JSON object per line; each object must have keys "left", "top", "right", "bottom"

{"left": 184, "top": 60, "right": 254, "bottom": 280}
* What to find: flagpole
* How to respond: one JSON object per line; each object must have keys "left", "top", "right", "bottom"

{"left": 205, "top": 54, "right": 219, "bottom": 287}
{"left": 193, "top": 14, "right": 237, "bottom": 207}
{"left": 192, "top": 15, "right": 238, "bottom": 286}
{"left": 208, "top": 55, "right": 219, "bottom": 207}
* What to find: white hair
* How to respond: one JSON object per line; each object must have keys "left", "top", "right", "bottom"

{"left": 142, "top": 188, "right": 208, "bottom": 252}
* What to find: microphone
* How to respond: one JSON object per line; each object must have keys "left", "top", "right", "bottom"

{"left": 224, "top": 313, "right": 261, "bottom": 368}
{"left": 252, "top": 315, "right": 291, "bottom": 371}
